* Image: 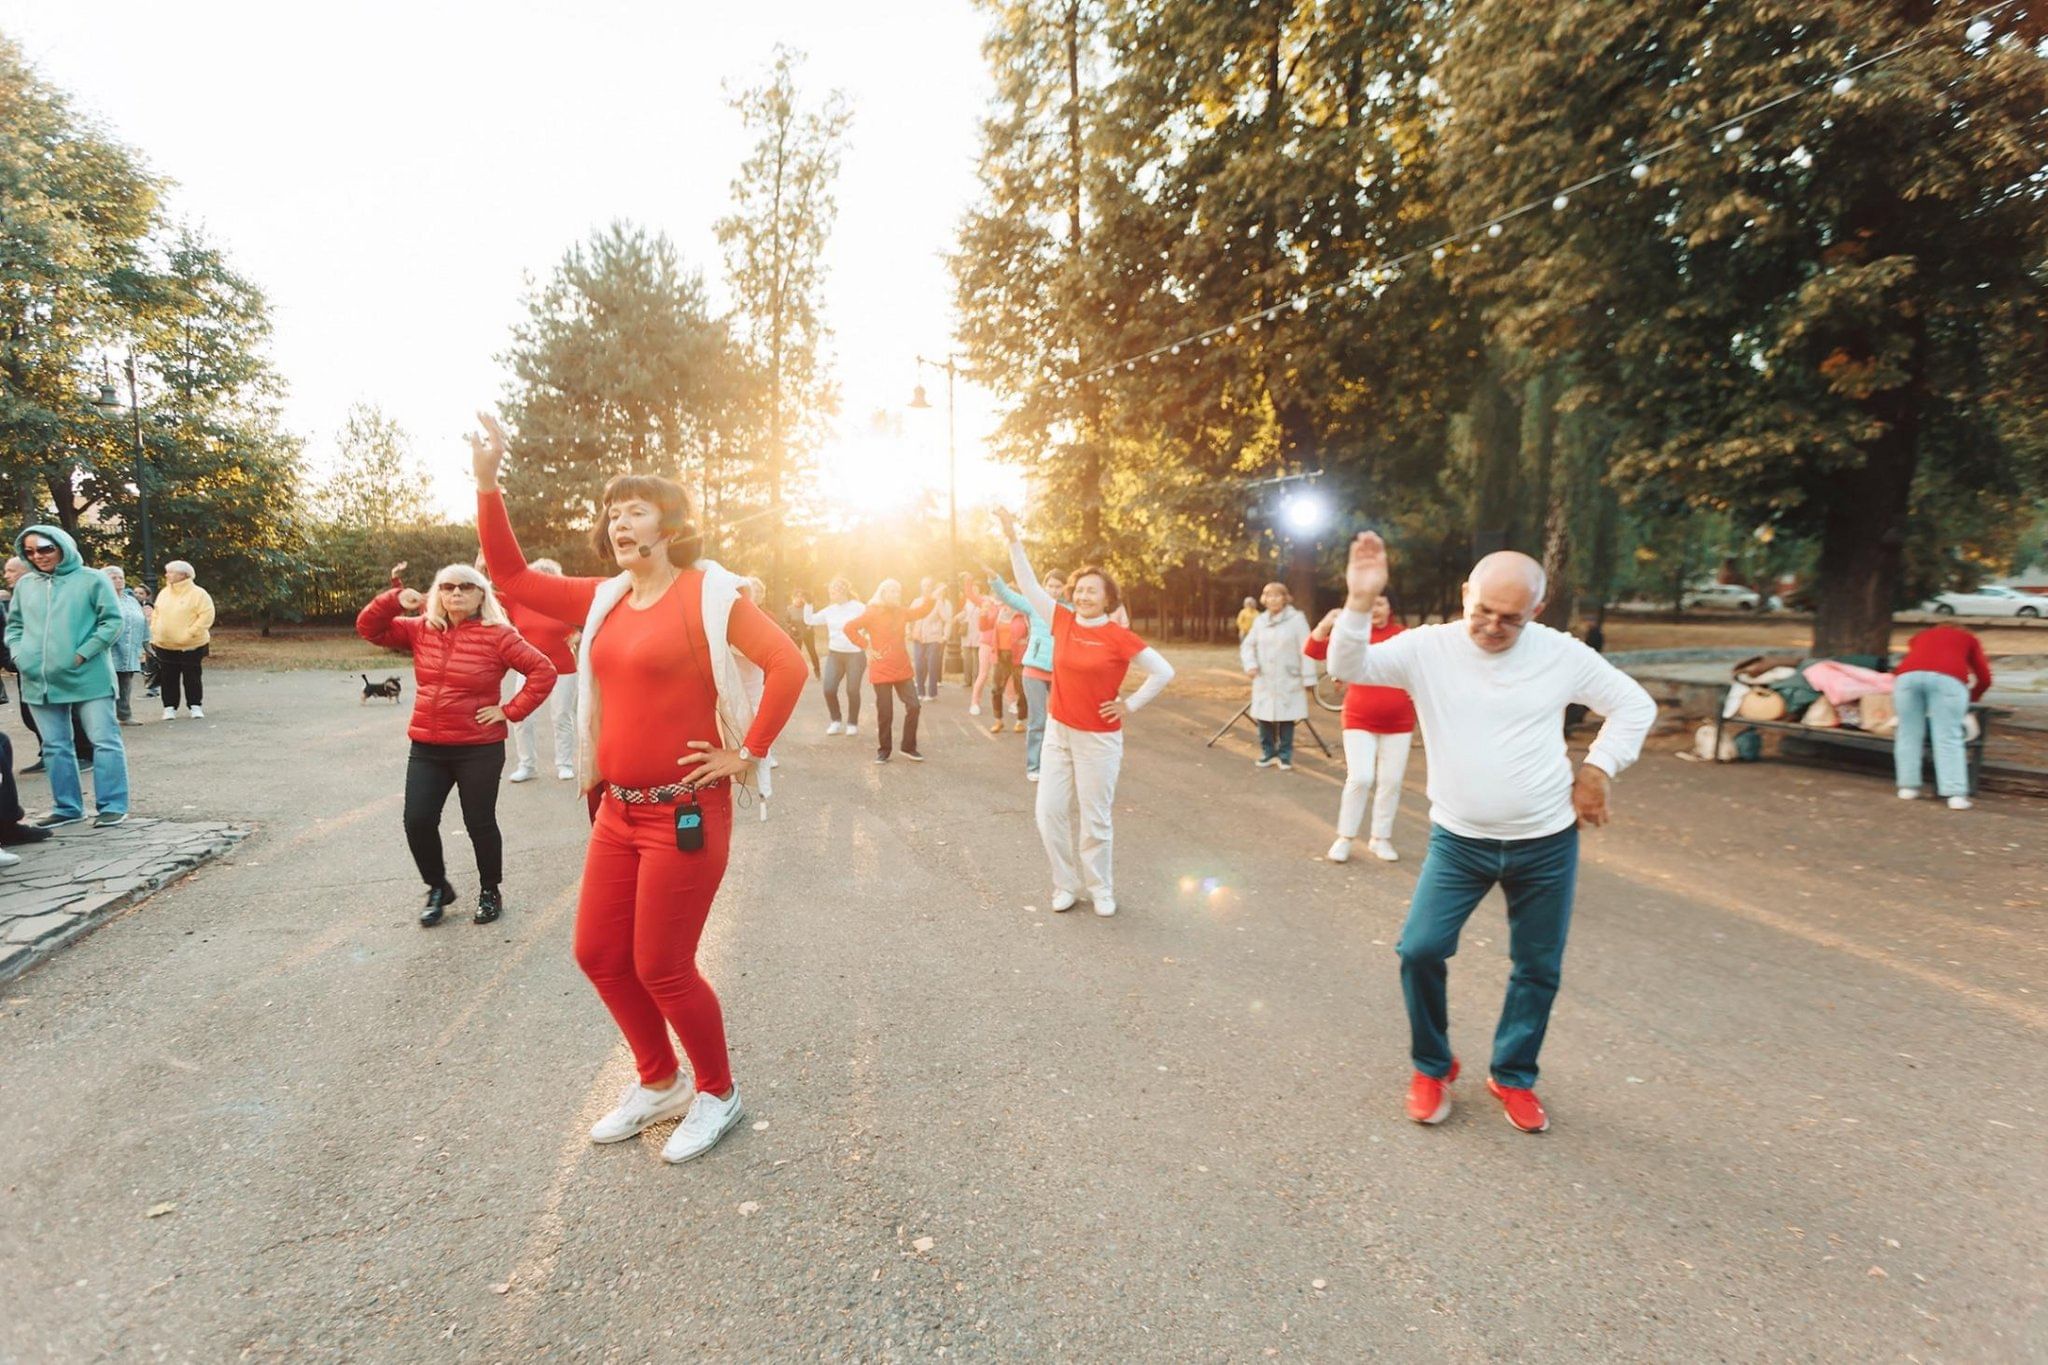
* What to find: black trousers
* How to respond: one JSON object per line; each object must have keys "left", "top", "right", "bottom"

{"left": 872, "top": 679, "right": 920, "bottom": 757}
{"left": 403, "top": 740, "right": 505, "bottom": 890}
{"left": 156, "top": 645, "right": 207, "bottom": 709}
{"left": 0, "top": 731, "right": 21, "bottom": 826}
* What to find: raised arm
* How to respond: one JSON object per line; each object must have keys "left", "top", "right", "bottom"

{"left": 356, "top": 587, "right": 422, "bottom": 653}
{"left": 996, "top": 508, "right": 1056, "bottom": 620}
{"left": 472, "top": 413, "right": 603, "bottom": 625}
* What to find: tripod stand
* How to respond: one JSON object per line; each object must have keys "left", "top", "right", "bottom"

{"left": 1205, "top": 701, "right": 1334, "bottom": 757}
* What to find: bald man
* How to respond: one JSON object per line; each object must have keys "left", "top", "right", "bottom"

{"left": 1329, "top": 535, "right": 1655, "bottom": 1133}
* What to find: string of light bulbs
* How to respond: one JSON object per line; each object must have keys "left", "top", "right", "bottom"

{"left": 1039, "top": 0, "right": 2022, "bottom": 396}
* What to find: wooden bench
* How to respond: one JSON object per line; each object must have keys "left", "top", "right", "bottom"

{"left": 1714, "top": 705, "right": 1992, "bottom": 795}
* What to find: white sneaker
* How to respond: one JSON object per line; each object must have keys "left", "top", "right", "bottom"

{"left": 1093, "top": 896, "right": 1118, "bottom": 918}
{"left": 843, "top": 722, "right": 858, "bottom": 737}
{"left": 827, "top": 721, "right": 844, "bottom": 736}
{"left": 1368, "top": 838, "right": 1400, "bottom": 862}
{"left": 1327, "top": 837, "right": 1353, "bottom": 863}
{"left": 1947, "top": 796, "right": 1973, "bottom": 811}
{"left": 1027, "top": 771, "right": 1040, "bottom": 783}
{"left": 162, "top": 707, "right": 176, "bottom": 721}
{"left": 1277, "top": 761, "right": 1293, "bottom": 772}
{"left": 1255, "top": 756, "right": 1277, "bottom": 769}
{"left": 556, "top": 765, "right": 576, "bottom": 781}
{"left": 588, "top": 1078, "right": 695, "bottom": 1144}
{"left": 0, "top": 847, "right": 19, "bottom": 868}
{"left": 1897, "top": 787, "right": 1921, "bottom": 800}
{"left": 1050, "top": 890, "right": 1077, "bottom": 913}
{"left": 508, "top": 765, "right": 536, "bottom": 783}
{"left": 662, "top": 1086, "right": 744, "bottom": 1164}
{"left": 189, "top": 706, "right": 204, "bottom": 719}
{"left": 969, "top": 704, "right": 981, "bottom": 717}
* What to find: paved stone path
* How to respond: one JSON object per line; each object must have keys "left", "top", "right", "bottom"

{"left": 0, "top": 817, "right": 246, "bottom": 983}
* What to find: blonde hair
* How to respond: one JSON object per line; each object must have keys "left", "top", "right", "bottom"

{"left": 424, "top": 563, "right": 511, "bottom": 631}
{"left": 742, "top": 575, "right": 767, "bottom": 602}
{"left": 870, "top": 577, "right": 902, "bottom": 606}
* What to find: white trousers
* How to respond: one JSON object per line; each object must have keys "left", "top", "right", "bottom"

{"left": 510, "top": 673, "right": 578, "bottom": 772}
{"left": 1035, "top": 720, "right": 1124, "bottom": 899}
{"left": 1337, "top": 728, "right": 1412, "bottom": 841}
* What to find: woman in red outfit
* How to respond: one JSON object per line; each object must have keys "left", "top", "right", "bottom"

{"left": 843, "top": 579, "right": 936, "bottom": 764}
{"left": 357, "top": 561, "right": 557, "bottom": 927}
{"left": 1304, "top": 594, "right": 1417, "bottom": 863}
{"left": 470, "top": 415, "right": 804, "bottom": 1166}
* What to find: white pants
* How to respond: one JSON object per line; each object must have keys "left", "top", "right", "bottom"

{"left": 1036, "top": 720, "right": 1124, "bottom": 899}
{"left": 1337, "top": 729, "right": 1412, "bottom": 841}
{"left": 510, "top": 674, "right": 578, "bottom": 772}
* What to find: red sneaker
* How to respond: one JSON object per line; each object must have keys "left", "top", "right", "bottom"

{"left": 1485, "top": 1078, "right": 1550, "bottom": 1133}
{"left": 1406, "top": 1057, "right": 1460, "bottom": 1124}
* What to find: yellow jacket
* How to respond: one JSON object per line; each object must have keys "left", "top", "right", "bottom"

{"left": 149, "top": 580, "right": 215, "bottom": 650}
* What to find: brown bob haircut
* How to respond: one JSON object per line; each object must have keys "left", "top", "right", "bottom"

{"left": 590, "top": 473, "right": 704, "bottom": 567}
{"left": 1070, "top": 563, "right": 1121, "bottom": 612}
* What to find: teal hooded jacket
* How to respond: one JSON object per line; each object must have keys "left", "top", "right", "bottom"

{"left": 4, "top": 525, "right": 121, "bottom": 705}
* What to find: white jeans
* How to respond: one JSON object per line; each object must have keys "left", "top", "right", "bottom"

{"left": 1337, "top": 729, "right": 1412, "bottom": 841}
{"left": 1036, "top": 719, "right": 1124, "bottom": 899}
{"left": 510, "top": 674, "right": 578, "bottom": 771}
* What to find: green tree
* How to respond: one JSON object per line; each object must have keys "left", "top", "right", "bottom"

{"left": 715, "top": 46, "right": 850, "bottom": 594}
{"left": 1436, "top": 1, "right": 2048, "bottom": 654}
{"left": 498, "top": 222, "right": 744, "bottom": 544}
{"left": 309, "top": 401, "right": 432, "bottom": 532}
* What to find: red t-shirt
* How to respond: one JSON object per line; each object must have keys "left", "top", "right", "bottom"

{"left": 1304, "top": 624, "right": 1416, "bottom": 734}
{"left": 1896, "top": 624, "right": 1993, "bottom": 701}
{"left": 503, "top": 593, "right": 577, "bottom": 674}
{"left": 1049, "top": 605, "right": 1147, "bottom": 732}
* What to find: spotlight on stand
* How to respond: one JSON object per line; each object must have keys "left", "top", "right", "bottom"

{"left": 1279, "top": 490, "right": 1333, "bottom": 536}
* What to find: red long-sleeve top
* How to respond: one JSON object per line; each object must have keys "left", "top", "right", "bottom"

{"left": 843, "top": 598, "right": 936, "bottom": 685}
{"left": 476, "top": 489, "right": 804, "bottom": 788}
{"left": 1896, "top": 624, "right": 1994, "bottom": 701}
{"left": 501, "top": 589, "right": 577, "bottom": 674}
{"left": 356, "top": 590, "right": 556, "bottom": 746}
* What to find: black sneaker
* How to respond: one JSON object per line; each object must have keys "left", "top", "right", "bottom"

{"left": 420, "top": 883, "right": 456, "bottom": 927}
{"left": 474, "top": 888, "right": 503, "bottom": 925}
{"left": 21, "top": 760, "right": 45, "bottom": 775}
{"left": 33, "top": 813, "right": 83, "bottom": 829}
{"left": 93, "top": 812, "right": 128, "bottom": 829}
{"left": 874, "top": 752, "right": 890, "bottom": 764}
{"left": 0, "top": 823, "right": 54, "bottom": 846}
{"left": 901, "top": 749, "right": 926, "bottom": 762}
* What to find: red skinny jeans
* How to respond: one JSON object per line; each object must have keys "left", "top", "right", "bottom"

{"left": 574, "top": 789, "right": 733, "bottom": 1094}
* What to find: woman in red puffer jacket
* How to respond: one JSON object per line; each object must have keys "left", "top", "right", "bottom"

{"left": 358, "top": 560, "right": 556, "bottom": 927}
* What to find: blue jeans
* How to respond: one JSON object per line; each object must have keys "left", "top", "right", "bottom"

{"left": 1023, "top": 675, "right": 1051, "bottom": 774}
{"left": 821, "top": 651, "right": 866, "bottom": 726}
{"left": 913, "top": 641, "right": 944, "bottom": 697}
{"left": 1257, "top": 719, "right": 1296, "bottom": 763}
{"left": 1892, "top": 671, "right": 1970, "bottom": 797}
{"left": 1397, "top": 823, "right": 1579, "bottom": 1089}
{"left": 29, "top": 696, "right": 129, "bottom": 818}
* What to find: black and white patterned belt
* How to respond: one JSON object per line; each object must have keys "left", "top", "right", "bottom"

{"left": 606, "top": 778, "right": 723, "bottom": 805}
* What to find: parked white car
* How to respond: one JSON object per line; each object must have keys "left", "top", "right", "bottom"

{"left": 1922, "top": 585, "right": 2044, "bottom": 618}
{"left": 1680, "top": 582, "right": 1762, "bottom": 611}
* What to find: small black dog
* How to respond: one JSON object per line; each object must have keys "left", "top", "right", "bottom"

{"left": 360, "top": 674, "right": 404, "bottom": 705}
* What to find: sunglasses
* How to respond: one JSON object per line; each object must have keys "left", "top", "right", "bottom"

{"left": 25, "top": 544, "right": 60, "bottom": 556}
{"left": 436, "top": 583, "right": 482, "bottom": 594}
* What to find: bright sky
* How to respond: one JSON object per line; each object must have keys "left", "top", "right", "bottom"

{"left": 0, "top": 0, "right": 1020, "bottom": 522}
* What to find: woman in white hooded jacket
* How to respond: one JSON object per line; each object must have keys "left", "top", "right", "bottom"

{"left": 1240, "top": 581, "right": 1313, "bottom": 770}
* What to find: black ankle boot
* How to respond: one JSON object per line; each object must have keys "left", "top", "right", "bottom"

{"left": 474, "top": 888, "right": 503, "bottom": 925}
{"left": 420, "top": 883, "right": 455, "bottom": 927}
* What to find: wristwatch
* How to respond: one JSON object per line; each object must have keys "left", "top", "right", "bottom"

{"left": 736, "top": 746, "right": 758, "bottom": 764}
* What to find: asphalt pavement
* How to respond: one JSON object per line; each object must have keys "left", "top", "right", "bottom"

{"left": 1, "top": 656, "right": 2041, "bottom": 1361}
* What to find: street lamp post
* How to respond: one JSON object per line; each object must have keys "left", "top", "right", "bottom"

{"left": 909, "top": 353, "right": 963, "bottom": 573}
{"left": 95, "top": 356, "right": 155, "bottom": 592}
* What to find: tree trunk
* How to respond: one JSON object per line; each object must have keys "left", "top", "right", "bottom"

{"left": 1812, "top": 319, "right": 1925, "bottom": 658}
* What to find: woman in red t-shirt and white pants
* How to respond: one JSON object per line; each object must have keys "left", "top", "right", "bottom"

{"left": 998, "top": 509, "right": 1174, "bottom": 918}
{"left": 1305, "top": 595, "right": 1416, "bottom": 863}
{"left": 471, "top": 415, "right": 806, "bottom": 1166}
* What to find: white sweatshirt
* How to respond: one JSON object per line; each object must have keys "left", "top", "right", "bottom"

{"left": 1328, "top": 614, "right": 1656, "bottom": 841}
{"left": 804, "top": 600, "right": 867, "bottom": 654}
